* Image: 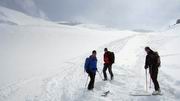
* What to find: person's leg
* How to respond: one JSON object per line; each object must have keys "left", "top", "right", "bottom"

{"left": 88, "top": 72, "right": 93, "bottom": 90}
{"left": 108, "top": 64, "right": 114, "bottom": 80}
{"left": 103, "top": 64, "right": 108, "bottom": 80}
{"left": 91, "top": 73, "right": 95, "bottom": 89}
{"left": 154, "top": 70, "right": 160, "bottom": 91}
{"left": 151, "top": 70, "right": 160, "bottom": 91}
{"left": 88, "top": 72, "right": 95, "bottom": 90}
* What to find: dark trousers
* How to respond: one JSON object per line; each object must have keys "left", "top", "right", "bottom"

{"left": 88, "top": 71, "right": 96, "bottom": 90}
{"left": 103, "top": 63, "right": 113, "bottom": 80}
{"left": 150, "top": 68, "right": 160, "bottom": 91}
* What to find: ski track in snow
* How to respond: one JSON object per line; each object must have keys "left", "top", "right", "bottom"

{"left": 36, "top": 34, "right": 177, "bottom": 101}
{"left": 0, "top": 33, "right": 179, "bottom": 101}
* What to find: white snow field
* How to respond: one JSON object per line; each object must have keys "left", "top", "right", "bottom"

{"left": 0, "top": 6, "right": 180, "bottom": 101}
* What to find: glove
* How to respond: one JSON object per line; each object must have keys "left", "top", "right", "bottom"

{"left": 144, "top": 66, "right": 148, "bottom": 69}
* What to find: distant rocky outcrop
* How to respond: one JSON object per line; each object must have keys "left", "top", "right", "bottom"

{"left": 58, "top": 21, "right": 82, "bottom": 26}
{"left": 176, "top": 19, "right": 180, "bottom": 24}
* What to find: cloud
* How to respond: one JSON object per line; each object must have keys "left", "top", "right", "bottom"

{"left": 0, "top": 0, "right": 47, "bottom": 19}
{"left": 35, "top": 0, "right": 180, "bottom": 30}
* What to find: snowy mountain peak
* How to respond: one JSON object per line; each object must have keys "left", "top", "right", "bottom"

{"left": 0, "top": 5, "right": 56, "bottom": 26}
{"left": 0, "top": 0, "right": 47, "bottom": 19}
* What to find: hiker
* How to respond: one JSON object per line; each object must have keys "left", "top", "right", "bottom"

{"left": 103, "top": 48, "right": 115, "bottom": 80}
{"left": 84, "top": 50, "right": 97, "bottom": 90}
{"left": 144, "top": 47, "right": 161, "bottom": 95}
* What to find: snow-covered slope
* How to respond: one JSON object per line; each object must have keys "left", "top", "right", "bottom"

{"left": 0, "top": 0, "right": 47, "bottom": 19}
{"left": 0, "top": 6, "right": 180, "bottom": 101}
{"left": 0, "top": 6, "right": 53, "bottom": 26}
{"left": 0, "top": 6, "right": 135, "bottom": 101}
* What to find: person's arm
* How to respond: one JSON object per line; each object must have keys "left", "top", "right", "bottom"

{"left": 95, "top": 58, "right": 98, "bottom": 71}
{"left": 157, "top": 56, "right": 161, "bottom": 67}
{"left": 103, "top": 54, "right": 106, "bottom": 62}
{"left": 144, "top": 55, "right": 149, "bottom": 69}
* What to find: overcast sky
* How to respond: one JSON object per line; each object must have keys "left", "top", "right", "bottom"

{"left": 34, "top": 0, "right": 180, "bottom": 30}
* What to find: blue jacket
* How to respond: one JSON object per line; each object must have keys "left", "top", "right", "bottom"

{"left": 84, "top": 55, "right": 97, "bottom": 73}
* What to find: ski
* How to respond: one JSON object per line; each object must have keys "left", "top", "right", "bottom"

{"left": 152, "top": 92, "right": 163, "bottom": 96}
{"left": 130, "top": 91, "right": 163, "bottom": 96}
{"left": 101, "top": 90, "right": 110, "bottom": 97}
{"left": 130, "top": 91, "right": 152, "bottom": 96}
{"left": 130, "top": 92, "right": 152, "bottom": 96}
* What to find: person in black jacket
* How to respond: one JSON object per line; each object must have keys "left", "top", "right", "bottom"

{"left": 144, "top": 47, "right": 161, "bottom": 95}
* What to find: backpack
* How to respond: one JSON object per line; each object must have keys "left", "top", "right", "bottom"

{"left": 108, "top": 52, "right": 115, "bottom": 64}
{"left": 154, "top": 52, "right": 161, "bottom": 67}
{"left": 84, "top": 57, "right": 90, "bottom": 72}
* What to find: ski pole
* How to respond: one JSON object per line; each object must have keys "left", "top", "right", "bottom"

{"left": 149, "top": 68, "right": 152, "bottom": 89}
{"left": 84, "top": 75, "right": 89, "bottom": 89}
{"left": 100, "top": 70, "right": 103, "bottom": 76}
{"left": 97, "top": 70, "right": 103, "bottom": 80}
{"left": 149, "top": 77, "right": 152, "bottom": 88}
{"left": 145, "top": 69, "right": 148, "bottom": 92}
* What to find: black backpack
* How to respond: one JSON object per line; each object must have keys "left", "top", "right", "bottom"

{"left": 154, "top": 52, "right": 161, "bottom": 67}
{"left": 108, "top": 52, "right": 115, "bottom": 64}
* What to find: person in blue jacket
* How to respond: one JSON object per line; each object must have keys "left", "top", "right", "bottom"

{"left": 84, "top": 50, "right": 97, "bottom": 90}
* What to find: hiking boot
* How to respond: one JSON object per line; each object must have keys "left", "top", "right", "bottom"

{"left": 152, "top": 91, "right": 159, "bottom": 95}
{"left": 88, "top": 88, "right": 93, "bottom": 91}
{"left": 158, "top": 89, "right": 161, "bottom": 93}
{"left": 111, "top": 76, "right": 114, "bottom": 80}
{"left": 103, "top": 78, "right": 107, "bottom": 81}
{"left": 152, "top": 90, "right": 161, "bottom": 95}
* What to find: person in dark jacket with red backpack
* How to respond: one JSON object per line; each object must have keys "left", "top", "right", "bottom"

{"left": 103, "top": 48, "right": 114, "bottom": 80}
{"left": 144, "top": 47, "right": 161, "bottom": 95}
{"left": 84, "top": 50, "right": 97, "bottom": 90}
